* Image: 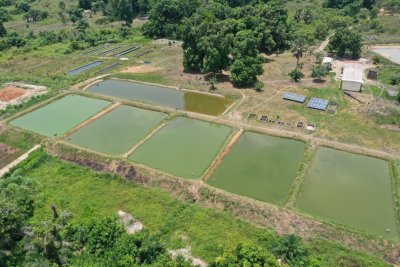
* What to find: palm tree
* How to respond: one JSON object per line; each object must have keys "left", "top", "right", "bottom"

{"left": 290, "top": 38, "right": 309, "bottom": 69}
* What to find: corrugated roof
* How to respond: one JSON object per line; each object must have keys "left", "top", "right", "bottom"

{"left": 342, "top": 66, "right": 363, "bottom": 83}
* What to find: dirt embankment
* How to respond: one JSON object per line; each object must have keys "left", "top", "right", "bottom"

{"left": 0, "top": 86, "right": 26, "bottom": 102}
{"left": 204, "top": 129, "right": 243, "bottom": 181}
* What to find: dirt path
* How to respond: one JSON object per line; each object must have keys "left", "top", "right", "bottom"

{"left": 123, "top": 122, "right": 167, "bottom": 158}
{"left": 66, "top": 102, "right": 122, "bottom": 137}
{"left": 316, "top": 37, "right": 330, "bottom": 52}
{"left": 0, "top": 145, "right": 41, "bottom": 177}
{"left": 204, "top": 129, "right": 243, "bottom": 181}
{"left": 241, "top": 87, "right": 285, "bottom": 114}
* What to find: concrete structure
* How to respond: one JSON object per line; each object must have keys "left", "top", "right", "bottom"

{"left": 322, "top": 57, "right": 333, "bottom": 65}
{"left": 341, "top": 66, "right": 363, "bottom": 92}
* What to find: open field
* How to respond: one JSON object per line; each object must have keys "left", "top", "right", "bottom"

{"left": 297, "top": 147, "right": 398, "bottom": 239}
{"left": 207, "top": 132, "right": 305, "bottom": 204}
{"left": 66, "top": 105, "right": 167, "bottom": 155}
{"left": 129, "top": 117, "right": 232, "bottom": 179}
{"left": 10, "top": 95, "right": 110, "bottom": 137}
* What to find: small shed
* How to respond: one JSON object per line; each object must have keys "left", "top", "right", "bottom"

{"left": 322, "top": 57, "right": 333, "bottom": 65}
{"left": 341, "top": 66, "right": 363, "bottom": 92}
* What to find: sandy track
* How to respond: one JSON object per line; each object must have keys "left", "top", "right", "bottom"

{"left": 204, "top": 129, "right": 243, "bottom": 181}
{"left": 0, "top": 145, "right": 40, "bottom": 177}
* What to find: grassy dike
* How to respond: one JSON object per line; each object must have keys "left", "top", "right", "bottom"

{"left": 6, "top": 148, "right": 388, "bottom": 266}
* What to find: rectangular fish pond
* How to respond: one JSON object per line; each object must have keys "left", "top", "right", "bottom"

{"left": 67, "top": 61, "right": 104, "bottom": 75}
{"left": 65, "top": 105, "right": 167, "bottom": 155}
{"left": 129, "top": 117, "right": 231, "bottom": 179}
{"left": 297, "top": 147, "right": 399, "bottom": 239}
{"left": 87, "top": 80, "right": 234, "bottom": 116}
{"left": 372, "top": 47, "right": 400, "bottom": 64}
{"left": 207, "top": 132, "right": 305, "bottom": 204}
{"left": 10, "top": 95, "right": 110, "bottom": 137}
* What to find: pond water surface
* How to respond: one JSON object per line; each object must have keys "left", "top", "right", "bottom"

{"left": 87, "top": 80, "right": 233, "bottom": 116}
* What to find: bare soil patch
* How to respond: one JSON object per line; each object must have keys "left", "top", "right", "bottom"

{"left": 121, "top": 64, "right": 163, "bottom": 74}
{"left": 0, "top": 86, "right": 26, "bottom": 102}
{"left": 0, "top": 143, "right": 21, "bottom": 169}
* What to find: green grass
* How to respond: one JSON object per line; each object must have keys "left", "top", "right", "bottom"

{"left": 289, "top": 86, "right": 400, "bottom": 150}
{"left": 23, "top": 150, "right": 388, "bottom": 265}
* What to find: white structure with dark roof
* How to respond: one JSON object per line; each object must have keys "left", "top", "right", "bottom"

{"left": 341, "top": 66, "right": 363, "bottom": 92}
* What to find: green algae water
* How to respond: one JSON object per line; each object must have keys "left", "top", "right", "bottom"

{"left": 129, "top": 117, "right": 231, "bottom": 179}
{"left": 66, "top": 105, "right": 167, "bottom": 155}
{"left": 208, "top": 132, "right": 305, "bottom": 204}
{"left": 10, "top": 95, "right": 110, "bottom": 137}
{"left": 87, "top": 80, "right": 233, "bottom": 116}
{"left": 297, "top": 147, "right": 398, "bottom": 239}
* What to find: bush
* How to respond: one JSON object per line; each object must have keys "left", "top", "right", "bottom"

{"left": 289, "top": 68, "right": 305, "bottom": 82}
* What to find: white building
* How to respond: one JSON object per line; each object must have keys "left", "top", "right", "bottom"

{"left": 341, "top": 66, "right": 363, "bottom": 92}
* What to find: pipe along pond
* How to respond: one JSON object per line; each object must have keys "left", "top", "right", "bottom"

{"left": 8, "top": 93, "right": 400, "bottom": 240}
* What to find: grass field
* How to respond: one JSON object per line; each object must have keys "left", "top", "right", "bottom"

{"left": 297, "top": 147, "right": 398, "bottom": 239}
{"left": 22, "top": 150, "right": 388, "bottom": 266}
{"left": 10, "top": 95, "right": 110, "bottom": 137}
{"left": 66, "top": 105, "right": 168, "bottom": 155}
{"left": 207, "top": 132, "right": 305, "bottom": 204}
{"left": 129, "top": 117, "right": 231, "bottom": 179}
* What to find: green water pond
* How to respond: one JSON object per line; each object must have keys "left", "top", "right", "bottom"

{"left": 10, "top": 95, "right": 110, "bottom": 137}
{"left": 297, "top": 147, "right": 398, "bottom": 239}
{"left": 87, "top": 80, "right": 233, "bottom": 116}
{"left": 66, "top": 105, "right": 167, "bottom": 155}
{"left": 207, "top": 132, "right": 305, "bottom": 204}
{"left": 129, "top": 117, "right": 231, "bottom": 179}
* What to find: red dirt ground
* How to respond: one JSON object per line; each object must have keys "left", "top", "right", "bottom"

{"left": 0, "top": 86, "right": 26, "bottom": 102}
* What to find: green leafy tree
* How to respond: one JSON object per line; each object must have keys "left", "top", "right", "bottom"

{"left": 107, "top": 0, "right": 134, "bottom": 25}
{"left": 68, "top": 7, "right": 83, "bottom": 24}
{"left": 231, "top": 56, "right": 264, "bottom": 87}
{"left": 289, "top": 68, "right": 305, "bottom": 82}
{"left": 274, "top": 234, "right": 310, "bottom": 267}
{"left": 311, "top": 64, "right": 328, "bottom": 81}
{"left": 255, "top": 81, "right": 264, "bottom": 92}
{"left": 209, "top": 76, "right": 218, "bottom": 91}
{"left": 329, "top": 27, "right": 362, "bottom": 59}
{"left": 0, "top": 174, "right": 38, "bottom": 266}
{"left": 0, "top": 21, "right": 6, "bottom": 37}
{"left": 75, "top": 18, "right": 89, "bottom": 33}
{"left": 210, "top": 244, "right": 279, "bottom": 266}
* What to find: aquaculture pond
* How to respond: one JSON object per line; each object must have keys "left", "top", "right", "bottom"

{"left": 129, "top": 117, "right": 231, "bottom": 179}
{"left": 372, "top": 47, "right": 400, "bottom": 64}
{"left": 67, "top": 61, "right": 104, "bottom": 75}
{"left": 87, "top": 80, "right": 233, "bottom": 116}
{"left": 66, "top": 105, "right": 167, "bottom": 155}
{"left": 10, "top": 95, "right": 110, "bottom": 137}
{"left": 207, "top": 132, "right": 305, "bottom": 204}
{"left": 297, "top": 147, "right": 398, "bottom": 239}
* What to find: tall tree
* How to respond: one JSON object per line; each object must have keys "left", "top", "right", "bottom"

{"left": 290, "top": 37, "right": 309, "bottom": 69}
{"left": 329, "top": 27, "right": 362, "bottom": 59}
